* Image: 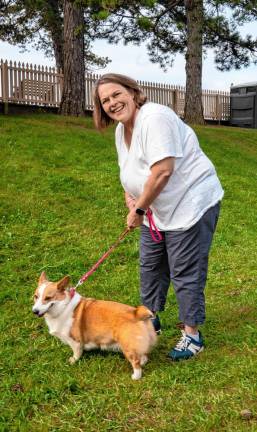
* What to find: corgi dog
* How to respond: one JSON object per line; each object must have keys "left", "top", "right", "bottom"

{"left": 32, "top": 272, "right": 157, "bottom": 380}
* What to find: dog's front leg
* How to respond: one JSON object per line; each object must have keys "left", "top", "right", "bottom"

{"left": 67, "top": 339, "right": 83, "bottom": 364}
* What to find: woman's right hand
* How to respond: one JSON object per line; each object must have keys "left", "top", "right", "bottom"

{"left": 127, "top": 208, "right": 144, "bottom": 229}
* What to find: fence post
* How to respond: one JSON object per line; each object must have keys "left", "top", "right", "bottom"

{"left": 172, "top": 89, "right": 178, "bottom": 114}
{"left": 216, "top": 93, "right": 221, "bottom": 125}
{"left": 1, "top": 60, "right": 9, "bottom": 114}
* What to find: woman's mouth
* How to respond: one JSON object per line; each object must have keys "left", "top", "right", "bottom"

{"left": 111, "top": 105, "right": 124, "bottom": 114}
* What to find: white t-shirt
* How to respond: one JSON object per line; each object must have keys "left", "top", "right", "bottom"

{"left": 115, "top": 102, "right": 224, "bottom": 231}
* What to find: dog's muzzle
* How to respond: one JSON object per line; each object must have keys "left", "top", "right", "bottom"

{"left": 32, "top": 302, "right": 54, "bottom": 317}
{"left": 32, "top": 308, "right": 45, "bottom": 317}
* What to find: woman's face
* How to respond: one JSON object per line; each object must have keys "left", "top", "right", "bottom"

{"left": 98, "top": 82, "right": 138, "bottom": 126}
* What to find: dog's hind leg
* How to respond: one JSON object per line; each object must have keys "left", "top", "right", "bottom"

{"left": 123, "top": 350, "right": 142, "bottom": 380}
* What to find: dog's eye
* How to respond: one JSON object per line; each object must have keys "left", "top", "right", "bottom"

{"left": 34, "top": 294, "right": 38, "bottom": 300}
{"left": 44, "top": 296, "right": 53, "bottom": 301}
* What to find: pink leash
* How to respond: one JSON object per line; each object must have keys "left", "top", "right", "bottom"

{"left": 70, "top": 210, "right": 162, "bottom": 296}
{"left": 74, "top": 227, "right": 130, "bottom": 289}
{"left": 146, "top": 209, "right": 163, "bottom": 243}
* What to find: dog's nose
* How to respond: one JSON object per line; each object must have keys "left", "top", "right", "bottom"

{"left": 32, "top": 308, "right": 39, "bottom": 315}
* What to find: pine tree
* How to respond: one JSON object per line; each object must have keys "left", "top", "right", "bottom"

{"left": 0, "top": 0, "right": 110, "bottom": 71}
{"left": 96, "top": 1, "right": 257, "bottom": 124}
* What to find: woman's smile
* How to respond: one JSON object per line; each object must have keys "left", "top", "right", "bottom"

{"left": 110, "top": 104, "right": 125, "bottom": 114}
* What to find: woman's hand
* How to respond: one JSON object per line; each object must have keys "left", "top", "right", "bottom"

{"left": 127, "top": 208, "right": 144, "bottom": 229}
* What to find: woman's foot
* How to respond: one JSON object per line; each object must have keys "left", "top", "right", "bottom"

{"left": 167, "top": 330, "right": 204, "bottom": 361}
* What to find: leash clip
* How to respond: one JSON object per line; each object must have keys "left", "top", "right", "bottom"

{"left": 75, "top": 280, "right": 83, "bottom": 289}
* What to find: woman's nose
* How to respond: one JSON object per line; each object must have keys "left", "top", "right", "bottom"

{"left": 109, "top": 97, "right": 116, "bottom": 106}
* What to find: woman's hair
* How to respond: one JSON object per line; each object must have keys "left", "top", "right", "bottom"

{"left": 93, "top": 73, "right": 147, "bottom": 130}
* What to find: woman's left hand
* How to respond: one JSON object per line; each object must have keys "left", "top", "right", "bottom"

{"left": 127, "top": 209, "right": 144, "bottom": 229}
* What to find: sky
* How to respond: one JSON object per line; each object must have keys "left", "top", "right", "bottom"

{"left": 0, "top": 22, "right": 256, "bottom": 92}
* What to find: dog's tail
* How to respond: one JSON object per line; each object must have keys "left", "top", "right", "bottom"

{"left": 134, "top": 305, "right": 154, "bottom": 321}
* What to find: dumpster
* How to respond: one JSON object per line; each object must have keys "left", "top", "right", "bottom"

{"left": 230, "top": 82, "right": 257, "bottom": 128}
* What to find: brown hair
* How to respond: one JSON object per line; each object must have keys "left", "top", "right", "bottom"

{"left": 93, "top": 73, "right": 147, "bottom": 130}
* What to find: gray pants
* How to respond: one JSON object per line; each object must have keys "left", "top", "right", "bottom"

{"left": 139, "top": 203, "right": 220, "bottom": 327}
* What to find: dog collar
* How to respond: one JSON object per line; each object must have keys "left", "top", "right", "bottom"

{"left": 69, "top": 287, "right": 76, "bottom": 299}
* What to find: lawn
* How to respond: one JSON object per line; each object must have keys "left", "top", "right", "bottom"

{"left": 1, "top": 113, "right": 257, "bottom": 432}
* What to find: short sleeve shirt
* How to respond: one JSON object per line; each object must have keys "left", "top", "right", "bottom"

{"left": 115, "top": 102, "right": 224, "bottom": 231}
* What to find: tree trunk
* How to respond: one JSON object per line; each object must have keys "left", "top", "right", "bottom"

{"left": 59, "top": 0, "right": 85, "bottom": 116}
{"left": 184, "top": 0, "right": 204, "bottom": 125}
{"left": 52, "top": 33, "right": 64, "bottom": 71}
{"left": 47, "top": 0, "right": 64, "bottom": 70}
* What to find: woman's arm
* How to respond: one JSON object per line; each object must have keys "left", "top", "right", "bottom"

{"left": 125, "top": 192, "right": 136, "bottom": 211}
{"left": 127, "top": 157, "right": 174, "bottom": 228}
{"left": 136, "top": 157, "right": 174, "bottom": 210}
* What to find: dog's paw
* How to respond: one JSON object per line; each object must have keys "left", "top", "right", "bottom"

{"left": 68, "top": 356, "right": 76, "bottom": 365}
{"left": 131, "top": 368, "right": 142, "bottom": 380}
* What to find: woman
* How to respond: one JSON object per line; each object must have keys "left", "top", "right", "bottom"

{"left": 93, "top": 73, "right": 224, "bottom": 361}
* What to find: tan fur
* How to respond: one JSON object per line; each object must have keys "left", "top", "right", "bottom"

{"left": 34, "top": 281, "right": 67, "bottom": 303}
{"left": 71, "top": 299, "right": 156, "bottom": 355}
{"left": 33, "top": 273, "right": 157, "bottom": 380}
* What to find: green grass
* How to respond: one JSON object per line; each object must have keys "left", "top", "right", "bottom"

{"left": 1, "top": 113, "right": 257, "bottom": 431}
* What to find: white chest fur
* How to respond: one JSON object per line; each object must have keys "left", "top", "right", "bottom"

{"left": 45, "top": 293, "right": 81, "bottom": 345}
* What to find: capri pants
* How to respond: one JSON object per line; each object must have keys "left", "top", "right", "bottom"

{"left": 139, "top": 202, "right": 220, "bottom": 327}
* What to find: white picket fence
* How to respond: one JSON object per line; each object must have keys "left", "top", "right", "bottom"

{"left": 0, "top": 60, "right": 230, "bottom": 121}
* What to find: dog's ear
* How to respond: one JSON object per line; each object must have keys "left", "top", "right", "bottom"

{"left": 38, "top": 271, "right": 48, "bottom": 285}
{"left": 57, "top": 276, "right": 70, "bottom": 291}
